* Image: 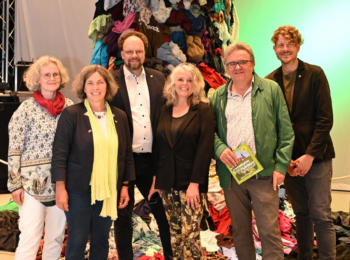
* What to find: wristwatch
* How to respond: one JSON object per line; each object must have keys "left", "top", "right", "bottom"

{"left": 121, "top": 183, "right": 129, "bottom": 187}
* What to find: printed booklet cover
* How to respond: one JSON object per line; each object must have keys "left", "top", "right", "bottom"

{"left": 226, "top": 143, "right": 264, "bottom": 185}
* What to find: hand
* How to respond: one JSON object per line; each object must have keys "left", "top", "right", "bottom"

{"left": 186, "top": 183, "right": 200, "bottom": 210}
{"left": 293, "top": 154, "right": 314, "bottom": 176}
{"left": 56, "top": 183, "right": 69, "bottom": 211}
{"left": 287, "top": 160, "right": 298, "bottom": 176}
{"left": 148, "top": 187, "right": 161, "bottom": 201}
{"left": 220, "top": 148, "right": 239, "bottom": 168}
{"left": 118, "top": 186, "right": 129, "bottom": 209}
{"left": 272, "top": 170, "right": 285, "bottom": 191}
{"left": 148, "top": 176, "right": 160, "bottom": 201}
{"left": 12, "top": 188, "right": 24, "bottom": 205}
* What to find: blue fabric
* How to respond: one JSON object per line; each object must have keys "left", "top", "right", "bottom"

{"left": 156, "top": 42, "right": 183, "bottom": 66}
{"left": 181, "top": 9, "right": 204, "bottom": 32}
{"left": 169, "top": 31, "right": 187, "bottom": 51}
{"left": 90, "top": 39, "right": 109, "bottom": 67}
{"left": 65, "top": 188, "right": 112, "bottom": 260}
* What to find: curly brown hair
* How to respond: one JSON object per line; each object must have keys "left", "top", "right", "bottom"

{"left": 72, "top": 65, "right": 118, "bottom": 101}
{"left": 118, "top": 31, "right": 149, "bottom": 51}
{"left": 271, "top": 25, "right": 304, "bottom": 45}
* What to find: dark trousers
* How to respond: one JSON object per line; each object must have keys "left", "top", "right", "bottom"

{"left": 224, "top": 175, "right": 283, "bottom": 260}
{"left": 65, "top": 188, "right": 113, "bottom": 260}
{"left": 114, "top": 153, "right": 172, "bottom": 260}
{"left": 284, "top": 160, "right": 336, "bottom": 260}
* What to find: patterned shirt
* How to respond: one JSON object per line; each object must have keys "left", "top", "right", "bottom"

{"left": 7, "top": 97, "right": 73, "bottom": 204}
{"left": 225, "top": 79, "right": 256, "bottom": 154}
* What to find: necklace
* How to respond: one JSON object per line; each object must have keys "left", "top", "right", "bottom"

{"left": 93, "top": 104, "right": 107, "bottom": 119}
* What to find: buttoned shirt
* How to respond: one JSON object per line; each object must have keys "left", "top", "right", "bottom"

{"left": 124, "top": 65, "right": 152, "bottom": 153}
{"left": 225, "top": 78, "right": 256, "bottom": 154}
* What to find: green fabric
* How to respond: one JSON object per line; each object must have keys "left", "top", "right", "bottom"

{"left": 209, "top": 73, "right": 294, "bottom": 190}
{"left": 88, "top": 14, "right": 111, "bottom": 49}
{"left": 0, "top": 200, "right": 19, "bottom": 213}
{"left": 212, "top": 0, "right": 226, "bottom": 12}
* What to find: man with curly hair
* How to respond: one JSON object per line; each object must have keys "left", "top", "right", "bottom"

{"left": 266, "top": 25, "right": 336, "bottom": 260}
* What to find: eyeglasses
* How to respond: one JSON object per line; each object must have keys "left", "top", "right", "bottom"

{"left": 42, "top": 73, "right": 60, "bottom": 80}
{"left": 226, "top": 60, "right": 252, "bottom": 68}
{"left": 124, "top": 50, "right": 144, "bottom": 56}
{"left": 275, "top": 43, "right": 295, "bottom": 49}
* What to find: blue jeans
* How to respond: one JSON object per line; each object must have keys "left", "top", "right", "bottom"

{"left": 285, "top": 160, "right": 336, "bottom": 260}
{"left": 65, "top": 188, "right": 112, "bottom": 260}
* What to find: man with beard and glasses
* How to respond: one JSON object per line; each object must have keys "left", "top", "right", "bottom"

{"left": 110, "top": 31, "right": 172, "bottom": 260}
{"left": 266, "top": 25, "right": 336, "bottom": 260}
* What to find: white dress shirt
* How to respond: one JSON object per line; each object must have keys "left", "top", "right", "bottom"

{"left": 123, "top": 65, "right": 153, "bottom": 153}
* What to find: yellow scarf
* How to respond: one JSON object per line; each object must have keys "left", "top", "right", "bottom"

{"left": 84, "top": 99, "right": 119, "bottom": 220}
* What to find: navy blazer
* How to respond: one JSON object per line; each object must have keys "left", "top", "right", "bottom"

{"left": 51, "top": 102, "right": 135, "bottom": 192}
{"left": 155, "top": 102, "right": 215, "bottom": 193}
{"left": 266, "top": 59, "right": 335, "bottom": 161}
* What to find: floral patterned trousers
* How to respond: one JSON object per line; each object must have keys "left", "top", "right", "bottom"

{"left": 160, "top": 189, "right": 206, "bottom": 260}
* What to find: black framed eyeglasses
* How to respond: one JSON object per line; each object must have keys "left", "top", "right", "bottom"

{"left": 226, "top": 60, "right": 252, "bottom": 68}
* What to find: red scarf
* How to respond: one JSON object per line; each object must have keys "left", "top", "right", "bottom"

{"left": 33, "top": 91, "right": 65, "bottom": 116}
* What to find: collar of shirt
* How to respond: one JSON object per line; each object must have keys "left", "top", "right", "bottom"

{"left": 123, "top": 65, "right": 146, "bottom": 82}
{"left": 227, "top": 77, "right": 254, "bottom": 99}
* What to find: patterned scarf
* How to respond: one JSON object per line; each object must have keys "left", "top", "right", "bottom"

{"left": 84, "top": 99, "right": 119, "bottom": 220}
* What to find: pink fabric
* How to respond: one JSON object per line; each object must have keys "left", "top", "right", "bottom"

{"left": 278, "top": 210, "right": 297, "bottom": 243}
{"left": 208, "top": 205, "right": 231, "bottom": 235}
{"left": 112, "top": 12, "right": 136, "bottom": 33}
{"left": 138, "top": 253, "right": 164, "bottom": 260}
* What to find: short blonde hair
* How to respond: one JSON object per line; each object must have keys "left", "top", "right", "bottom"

{"left": 271, "top": 25, "right": 304, "bottom": 45}
{"left": 72, "top": 65, "right": 118, "bottom": 101}
{"left": 163, "top": 63, "right": 207, "bottom": 106}
{"left": 224, "top": 42, "right": 255, "bottom": 65}
{"left": 23, "top": 56, "right": 69, "bottom": 91}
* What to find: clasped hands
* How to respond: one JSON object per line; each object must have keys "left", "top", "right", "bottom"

{"left": 287, "top": 154, "right": 314, "bottom": 177}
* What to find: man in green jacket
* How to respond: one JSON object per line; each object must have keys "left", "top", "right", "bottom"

{"left": 210, "top": 42, "right": 294, "bottom": 260}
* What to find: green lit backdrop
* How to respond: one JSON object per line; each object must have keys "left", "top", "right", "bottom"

{"left": 235, "top": 0, "right": 350, "bottom": 190}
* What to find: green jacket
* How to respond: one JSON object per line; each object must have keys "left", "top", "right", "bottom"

{"left": 209, "top": 73, "right": 294, "bottom": 190}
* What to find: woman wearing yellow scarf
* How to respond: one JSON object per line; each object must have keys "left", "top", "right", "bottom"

{"left": 51, "top": 65, "right": 135, "bottom": 260}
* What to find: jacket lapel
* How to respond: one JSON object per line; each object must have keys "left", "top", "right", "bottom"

{"left": 173, "top": 105, "right": 198, "bottom": 147}
{"left": 291, "top": 59, "right": 305, "bottom": 118}
{"left": 163, "top": 106, "right": 173, "bottom": 149}
{"left": 115, "top": 67, "right": 132, "bottom": 123}
{"left": 145, "top": 68, "right": 156, "bottom": 122}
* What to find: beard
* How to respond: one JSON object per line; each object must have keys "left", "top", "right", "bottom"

{"left": 125, "top": 58, "right": 142, "bottom": 71}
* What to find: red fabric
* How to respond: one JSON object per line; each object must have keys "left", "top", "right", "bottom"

{"left": 163, "top": 35, "right": 170, "bottom": 43}
{"left": 215, "top": 48, "right": 223, "bottom": 57}
{"left": 278, "top": 210, "right": 297, "bottom": 243}
{"left": 208, "top": 205, "right": 231, "bottom": 235}
{"left": 33, "top": 91, "right": 65, "bottom": 116}
{"left": 166, "top": 10, "right": 191, "bottom": 31}
{"left": 138, "top": 252, "right": 165, "bottom": 260}
{"left": 198, "top": 62, "right": 226, "bottom": 90}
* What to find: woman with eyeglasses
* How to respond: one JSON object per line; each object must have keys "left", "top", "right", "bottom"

{"left": 148, "top": 63, "right": 215, "bottom": 260}
{"left": 51, "top": 65, "right": 135, "bottom": 260}
{"left": 7, "top": 56, "right": 73, "bottom": 260}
